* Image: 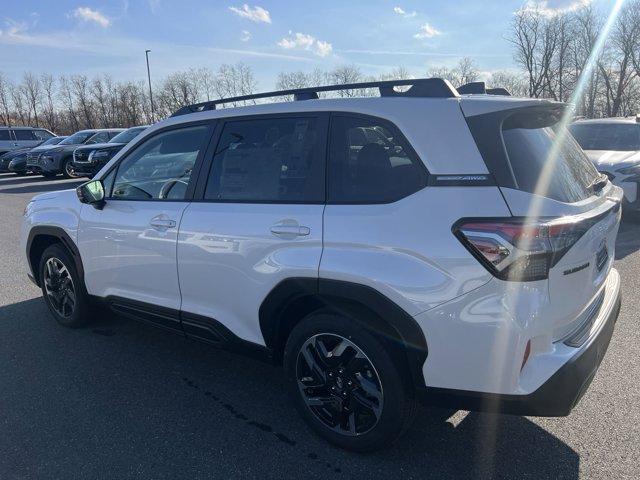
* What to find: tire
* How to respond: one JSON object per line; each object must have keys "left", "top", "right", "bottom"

{"left": 284, "top": 312, "right": 416, "bottom": 452}
{"left": 62, "top": 158, "right": 76, "bottom": 179}
{"left": 38, "top": 244, "right": 92, "bottom": 328}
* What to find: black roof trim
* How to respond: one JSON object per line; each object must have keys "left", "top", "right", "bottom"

{"left": 171, "top": 77, "right": 459, "bottom": 117}
{"left": 458, "top": 81, "right": 512, "bottom": 97}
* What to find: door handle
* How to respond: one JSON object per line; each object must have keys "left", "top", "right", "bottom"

{"left": 150, "top": 217, "right": 177, "bottom": 230}
{"left": 270, "top": 224, "right": 310, "bottom": 237}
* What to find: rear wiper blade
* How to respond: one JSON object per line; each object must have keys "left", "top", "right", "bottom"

{"left": 589, "top": 174, "right": 609, "bottom": 193}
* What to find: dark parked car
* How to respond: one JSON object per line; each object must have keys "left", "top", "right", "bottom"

{"left": 72, "top": 126, "right": 148, "bottom": 177}
{"left": 28, "top": 129, "right": 124, "bottom": 178}
{"left": 7, "top": 136, "right": 68, "bottom": 175}
{"left": 0, "top": 126, "right": 55, "bottom": 155}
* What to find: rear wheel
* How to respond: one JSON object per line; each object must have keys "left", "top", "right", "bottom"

{"left": 39, "top": 244, "right": 92, "bottom": 328}
{"left": 284, "top": 312, "right": 416, "bottom": 452}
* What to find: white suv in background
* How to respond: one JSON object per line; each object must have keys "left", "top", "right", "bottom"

{"left": 22, "top": 79, "right": 622, "bottom": 451}
{"left": 570, "top": 117, "right": 640, "bottom": 213}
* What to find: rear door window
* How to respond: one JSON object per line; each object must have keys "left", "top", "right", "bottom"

{"left": 327, "top": 115, "right": 427, "bottom": 203}
{"left": 13, "top": 130, "right": 37, "bottom": 141}
{"left": 204, "top": 116, "right": 325, "bottom": 203}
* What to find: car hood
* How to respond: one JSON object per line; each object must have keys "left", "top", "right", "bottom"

{"left": 584, "top": 150, "right": 640, "bottom": 168}
{"left": 31, "top": 144, "right": 64, "bottom": 153}
{"left": 31, "top": 188, "right": 78, "bottom": 203}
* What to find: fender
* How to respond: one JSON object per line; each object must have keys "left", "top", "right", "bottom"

{"left": 259, "top": 277, "right": 428, "bottom": 389}
{"left": 26, "top": 226, "right": 85, "bottom": 287}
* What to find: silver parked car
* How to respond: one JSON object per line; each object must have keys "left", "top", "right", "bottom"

{"left": 0, "top": 127, "right": 56, "bottom": 155}
{"left": 570, "top": 117, "right": 640, "bottom": 212}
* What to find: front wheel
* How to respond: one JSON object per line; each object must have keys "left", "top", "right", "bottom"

{"left": 62, "top": 159, "right": 77, "bottom": 179}
{"left": 284, "top": 312, "right": 416, "bottom": 451}
{"left": 39, "top": 244, "right": 92, "bottom": 328}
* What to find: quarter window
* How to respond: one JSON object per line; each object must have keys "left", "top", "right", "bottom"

{"left": 111, "top": 125, "right": 209, "bottom": 200}
{"left": 204, "top": 117, "right": 324, "bottom": 203}
{"left": 328, "top": 116, "right": 427, "bottom": 203}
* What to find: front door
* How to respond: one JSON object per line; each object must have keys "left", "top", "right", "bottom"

{"left": 78, "top": 124, "right": 213, "bottom": 330}
{"left": 177, "top": 114, "right": 328, "bottom": 345}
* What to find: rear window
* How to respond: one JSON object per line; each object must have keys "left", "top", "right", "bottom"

{"left": 503, "top": 124, "right": 599, "bottom": 203}
{"left": 569, "top": 123, "right": 640, "bottom": 151}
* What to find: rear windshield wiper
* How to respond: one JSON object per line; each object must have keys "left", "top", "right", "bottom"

{"left": 588, "top": 173, "right": 609, "bottom": 193}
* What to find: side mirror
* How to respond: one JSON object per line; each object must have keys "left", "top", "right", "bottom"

{"left": 76, "top": 180, "right": 105, "bottom": 209}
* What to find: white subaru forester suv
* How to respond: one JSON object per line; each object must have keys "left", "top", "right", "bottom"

{"left": 22, "top": 79, "right": 622, "bottom": 451}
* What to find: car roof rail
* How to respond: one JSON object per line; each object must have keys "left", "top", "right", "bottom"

{"left": 457, "top": 81, "right": 511, "bottom": 96}
{"left": 170, "top": 77, "right": 459, "bottom": 117}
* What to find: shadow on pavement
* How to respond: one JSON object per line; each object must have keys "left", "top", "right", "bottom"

{"left": 0, "top": 180, "right": 84, "bottom": 194}
{"left": 0, "top": 175, "right": 59, "bottom": 187}
{"left": 0, "top": 298, "right": 579, "bottom": 479}
{"left": 616, "top": 216, "right": 640, "bottom": 259}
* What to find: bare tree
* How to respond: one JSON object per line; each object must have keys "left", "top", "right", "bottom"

{"left": 428, "top": 58, "right": 479, "bottom": 87}
{"left": 0, "top": 73, "right": 12, "bottom": 126}
{"left": 40, "top": 74, "right": 58, "bottom": 132}
{"left": 22, "top": 72, "right": 42, "bottom": 126}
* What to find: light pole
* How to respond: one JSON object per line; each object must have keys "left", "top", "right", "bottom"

{"left": 145, "top": 49, "right": 155, "bottom": 123}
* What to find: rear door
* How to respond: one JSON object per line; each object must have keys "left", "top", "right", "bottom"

{"left": 177, "top": 113, "right": 327, "bottom": 345}
{"left": 0, "top": 129, "right": 16, "bottom": 153}
{"left": 12, "top": 129, "right": 42, "bottom": 148}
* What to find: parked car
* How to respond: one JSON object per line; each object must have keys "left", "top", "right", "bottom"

{"left": 22, "top": 79, "right": 622, "bottom": 452}
{"left": 0, "top": 126, "right": 55, "bottom": 155}
{"left": 72, "top": 126, "right": 149, "bottom": 178}
{"left": 570, "top": 117, "right": 640, "bottom": 212}
{"left": 1, "top": 146, "right": 44, "bottom": 173}
{"left": 28, "top": 129, "right": 124, "bottom": 178}
{"left": 8, "top": 136, "right": 68, "bottom": 175}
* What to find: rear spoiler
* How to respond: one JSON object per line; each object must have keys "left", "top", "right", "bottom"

{"left": 457, "top": 81, "right": 511, "bottom": 96}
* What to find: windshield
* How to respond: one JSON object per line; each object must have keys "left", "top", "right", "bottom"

{"left": 503, "top": 124, "right": 600, "bottom": 203}
{"left": 60, "top": 131, "right": 94, "bottom": 145}
{"left": 569, "top": 123, "right": 640, "bottom": 151}
{"left": 41, "top": 137, "right": 65, "bottom": 146}
{"left": 109, "top": 127, "right": 147, "bottom": 144}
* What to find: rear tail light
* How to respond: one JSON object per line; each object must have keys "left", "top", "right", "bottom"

{"left": 453, "top": 217, "right": 596, "bottom": 282}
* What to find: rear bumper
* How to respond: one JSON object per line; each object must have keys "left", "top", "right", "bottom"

{"left": 418, "top": 281, "right": 621, "bottom": 416}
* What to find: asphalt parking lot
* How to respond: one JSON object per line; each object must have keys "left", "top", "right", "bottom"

{"left": 0, "top": 172, "right": 639, "bottom": 480}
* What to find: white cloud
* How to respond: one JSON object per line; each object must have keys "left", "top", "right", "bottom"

{"left": 70, "top": 7, "right": 111, "bottom": 27}
{"left": 519, "top": 0, "right": 591, "bottom": 17}
{"left": 393, "top": 6, "right": 417, "bottom": 18}
{"left": 240, "top": 30, "right": 252, "bottom": 42}
{"left": 228, "top": 4, "right": 271, "bottom": 24}
{"left": 277, "top": 32, "right": 332, "bottom": 57}
{"left": 413, "top": 22, "right": 441, "bottom": 39}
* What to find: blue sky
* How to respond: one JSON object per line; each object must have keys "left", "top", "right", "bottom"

{"left": 0, "top": 0, "right": 617, "bottom": 89}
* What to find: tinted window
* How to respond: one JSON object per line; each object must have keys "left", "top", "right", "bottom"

{"left": 503, "top": 126, "right": 599, "bottom": 203}
{"left": 110, "top": 127, "right": 146, "bottom": 144}
{"left": 204, "top": 117, "right": 324, "bottom": 202}
{"left": 86, "top": 132, "right": 110, "bottom": 144}
{"left": 328, "top": 116, "right": 427, "bottom": 203}
{"left": 60, "top": 131, "right": 94, "bottom": 145}
{"left": 34, "top": 129, "right": 54, "bottom": 140}
{"left": 111, "top": 125, "right": 209, "bottom": 200}
{"left": 569, "top": 123, "right": 640, "bottom": 151}
{"left": 13, "top": 130, "right": 37, "bottom": 141}
{"left": 0, "top": 130, "right": 12, "bottom": 141}
{"left": 41, "top": 136, "right": 64, "bottom": 146}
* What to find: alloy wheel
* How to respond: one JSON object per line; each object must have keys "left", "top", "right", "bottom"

{"left": 43, "top": 257, "right": 76, "bottom": 318}
{"left": 296, "top": 333, "right": 384, "bottom": 436}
